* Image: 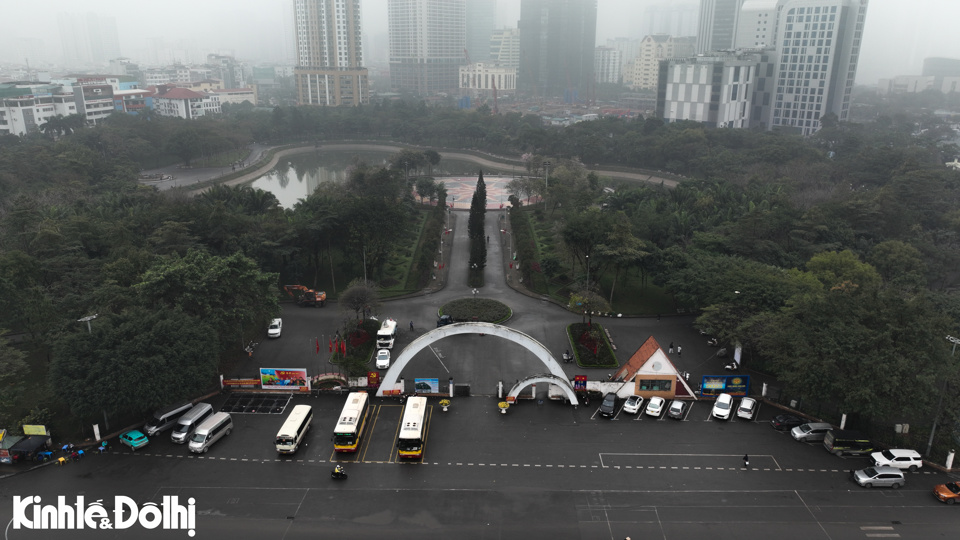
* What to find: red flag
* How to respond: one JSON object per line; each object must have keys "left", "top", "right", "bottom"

{"left": 340, "top": 340, "right": 346, "bottom": 354}
{"left": 328, "top": 339, "right": 333, "bottom": 352}
{"left": 316, "top": 338, "right": 320, "bottom": 354}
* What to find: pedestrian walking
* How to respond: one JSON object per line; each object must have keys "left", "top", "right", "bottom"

{"left": 668, "top": 342, "right": 674, "bottom": 354}
{"left": 743, "top": 454, "right": 749, "bottom": 468}
{"left": 677, "top": 345, "right": 682, "bottom": 357}
{"left": 409, "top": 320, "right": 415, "bottom": 331}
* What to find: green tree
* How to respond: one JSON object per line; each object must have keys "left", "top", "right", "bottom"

{"left": 134, "top": 249, "right": 280, "bottom": 348}
{"left": 49, "top": 307, "right": 218, "bottom": 419}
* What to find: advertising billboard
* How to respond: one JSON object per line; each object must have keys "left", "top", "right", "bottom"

{"left": 414, "top": 378, "right": 439, "bottom": 393}
{"left": 699, "top": 375, "right": 750, "bottom": 397}
{"left": 259, "top": 368, "right": 310, "bottom": 392}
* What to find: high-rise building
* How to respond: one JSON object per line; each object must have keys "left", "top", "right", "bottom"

{"left": 294, "top": 0, "right": 369, "bottom": 106}
{"left": 466, "top": 0, "right": 496, "bottom": 63}
{"left": 628, "top": 35, "right": 696, "bottom": 90}
{"left": 641, "top": 3, "right": 699, "bottom": 40}
{"left": 697, "top": 0, "right": 746, "bottom": 53}
{"left": 607, "top": 38, "right": 641, "bottom": 74}
{"left": 57, "top": 13, "right": 121, "bottom": 67}
{"left": 734, "top": 0, "right": 780, "bottom": 49}
{"left": 389, "top": 0, "right": 466, "bottom": 95}
{"left": 922, "top": 57, "right": 960, "bottom": 79}
{"left": 657, "top": 52, "right": 759, "bottom": 128}
{"left": 766, "top": 0, "right": 868, "bottom": 134}
{"left": 490, "top": 28, "right": 521, "bottom": 69}
{"left": 594, "top": 47, "right": 622, "bottom": 84}
{"left": 518, "top": 0, "right": 598, "bottom": 100}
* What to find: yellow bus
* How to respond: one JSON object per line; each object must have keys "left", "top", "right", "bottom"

{"left": 333, "top": 392, "right": 370, "bottom": 453}
{"left": 275, "top": 405, "right": 313, "bottom": 454}
{"left": 397, "top": 396, "right": 428, "bottom": 459}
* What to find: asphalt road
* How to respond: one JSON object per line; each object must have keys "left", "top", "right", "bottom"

{"left": 1, "top": 394, "right": 955, "bottom": 539}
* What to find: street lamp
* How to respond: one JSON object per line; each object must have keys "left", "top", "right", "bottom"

{"left": 543, "top": 160, "right": 551, "bottom": 210}
{"left": 77, "top": 314, "right": 98, "bottom": 334}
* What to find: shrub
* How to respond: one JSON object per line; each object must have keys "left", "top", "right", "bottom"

{"left": 439, "top": 298, "right": 511, "bottom": 323}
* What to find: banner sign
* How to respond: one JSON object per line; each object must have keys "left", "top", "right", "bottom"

{"left": 573, "top": 375, "right": 587, "bottom": 391}
{"left": 699, "top": 375, "right": 750, "bottom": 397}
{"left": 259, "top": 368, "right": 310, "bottom": 392}
{"left": 222, "top": 378, "right": 260, "bottom": 388}
{"left": 414, "top": 378, "right": 439, "bottom": 393}
{"left": 22, "top": 425, "right": 48, "bottom": 436}
{"left": 367, "top": 371, "right": 380, "bottom": 386}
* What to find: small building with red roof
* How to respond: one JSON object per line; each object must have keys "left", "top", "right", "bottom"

{"left": 612, "top": 336, "right": 697, "bottom": 400}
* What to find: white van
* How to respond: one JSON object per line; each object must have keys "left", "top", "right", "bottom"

{"left": 189, "top": 412, "right": 233, "bottom": 454}
{"left": 144, "top": 402, "right": 194, "bottom": 436}
{"left": 170, "top": 403, "right": 214, "bottom": 444}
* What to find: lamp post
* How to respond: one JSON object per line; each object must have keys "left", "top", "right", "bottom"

{"left": 926, "top": 335, "right": 958, "bottom": 456}
{"left": 77, "top": 314, "right": 98, "bottom": 334}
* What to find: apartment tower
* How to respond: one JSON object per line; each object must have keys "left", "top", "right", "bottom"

{"left": 518, "top": 0, "right": 598, "bottom": 100}
{"left": 697, "top": 0, "right": 746, "bottom": 53}
{"left": 294, "top": 0, "right": 369, "bottom": 106}
{"left": 388, "top": 0, "right": 466, "bottom": 95}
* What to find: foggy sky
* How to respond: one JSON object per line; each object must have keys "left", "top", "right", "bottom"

{"left": 0, "top": 0, "right": 955, "bottom": 85}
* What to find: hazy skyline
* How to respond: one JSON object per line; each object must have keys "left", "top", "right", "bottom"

{"left": 0, "top": 0, "right": 955, "bottom": 85}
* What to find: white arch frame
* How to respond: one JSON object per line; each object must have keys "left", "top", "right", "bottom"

{"left": 375, "top": 322, "right": 579, "bottom": 404}
{"left": 505, "top": 374, "right": 580, "bottom": 405}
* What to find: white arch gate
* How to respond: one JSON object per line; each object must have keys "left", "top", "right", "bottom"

{"left": 375, "top": 322, "right": 579, "bottom": 405}
{"left": 505, "top": 374, "right": 579, "bottom": 404}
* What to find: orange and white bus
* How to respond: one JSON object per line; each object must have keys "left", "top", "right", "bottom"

{"left": 333, "top": 392, "right": 370, "bottom": 453}
{"left": 397, "top": 396, "right": 428, "bottom": 459}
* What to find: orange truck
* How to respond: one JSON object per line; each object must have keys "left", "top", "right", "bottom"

{"left": 283, "top": 285, "right": 327, "bottom": 307}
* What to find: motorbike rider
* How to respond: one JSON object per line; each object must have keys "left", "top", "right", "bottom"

{"left": 333, "top": 464, "right": 345, "bottom": 476}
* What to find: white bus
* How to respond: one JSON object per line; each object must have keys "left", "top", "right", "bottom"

{"left": 275, "top": 405, "right": 313, "bottom": 454}
{"left": 333, "top": 392, "right": 370, "bottom": 453}
{"left": 376, "top": 318, "right": 397, "bottom": 349}
{"left": 397, "top": 396, "right": 428, "bottom": 459}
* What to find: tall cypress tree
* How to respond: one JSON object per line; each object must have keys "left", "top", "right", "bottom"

{"left": 468, "top": 170, "right": 487, "bottom": 271}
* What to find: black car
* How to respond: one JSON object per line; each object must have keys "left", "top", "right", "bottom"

{"left": 599, "top": 393, "right": 618, "bottom": 417}
{"left": 437, "top": 315, "right": 453, "bottom": 327}
{"left": 770, "top": 414, "right": 805, "bottom": 431}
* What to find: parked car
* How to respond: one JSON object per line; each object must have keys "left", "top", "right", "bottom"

{"left": 599, "top": 393, "right": 618, "bottom": 417}
{"left": 667, "top": 400, "right": 687, "bottom": 420}
{"left": 736, "top": 397, "right": 757, "bottom": 420}
{"left": 437, "top": 315, "right": 453, "bottom": 327}
{"left": 791, "top": 422, "right": 833, "bottom": 442}
{"left": 852, "top": 466, "right": 905, "bottom": 489}
{"left": 622, "top": 395, "right": 643, "bottom": 414}
{"left": 871, "top": 449, "right": 923, "bottom": 472}
{"left": 645, "top": 396, "right": 665, "bottom": 418}
{"left": 119, "top": 430, "right": 149, "bottom": 451}
{"left": 770, "top": 414, "right": 805, "bottom": 431}
{"left": 711, "top": 393, "right": 733, "bottom": 420}
{"left": 376, "top": 349, "right": 391, "bottom": 369}
{"left": 933, "top": 482, "right": 960, "bottom": 504}
{"left": 267, "top": 318, "right": 282, "bottom": 338}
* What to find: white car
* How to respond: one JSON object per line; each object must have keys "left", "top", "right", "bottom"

{"left": 871, "top": 449, "right": 923, "bottom": 472}
{"left": 712, "top": 393, "right": 733, "bottom": 420}
{"left": 375, "top": 349, "right": 391, "bottom": 369}
{"left": 736, "top": 397, "right": 757, "bottom": 420}
{"left": 622, "top": 395, "right": 643, "bottom": 414}
{"left": 645, "top": 396, "right": 665, "bottom": 417}
{"left": 267, "top": 318, "right": 282, "bottom": 338}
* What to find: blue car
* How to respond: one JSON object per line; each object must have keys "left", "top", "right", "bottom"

{"left": 119, "top": 430, "right": 149, "bottom": 450}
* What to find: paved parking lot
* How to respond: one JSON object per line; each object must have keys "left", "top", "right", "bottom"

{"left": 3, "top": 392, "right": 955, "bottom": 539}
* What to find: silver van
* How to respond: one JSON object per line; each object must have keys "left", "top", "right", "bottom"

{"left": 170, "top": 403, "right": 213, "bottom": 444}
{"left": 144, "top": 401, "right": 193, "bottom": 436}
{"left": 189, "top": 412, "right": 233, "bottom": 454}
{"left": 852, "top": 466, "right": 905, "bottom": 489}
{"left": 791, "top": 422, "right": 833, "bottom": 442}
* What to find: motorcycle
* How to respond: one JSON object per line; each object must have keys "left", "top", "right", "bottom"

{"left": 331, "top": 465, "right": 347, "bottom": 480}
{"left": 562, "top": 350, "right": 572, "bottom": 363}
{"left": 724, "top": 362, "right": 739, "bottom": 371}
{"left": 707, "top": 338, "right": 719, "bottom": 347}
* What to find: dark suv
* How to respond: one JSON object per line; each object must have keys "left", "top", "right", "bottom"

{"left": 599, "top": 393, "right": 618, "bottom": 417}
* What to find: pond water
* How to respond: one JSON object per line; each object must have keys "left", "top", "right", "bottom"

{"left": 247, "top": 150, "right": 525, "bottom": 209}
